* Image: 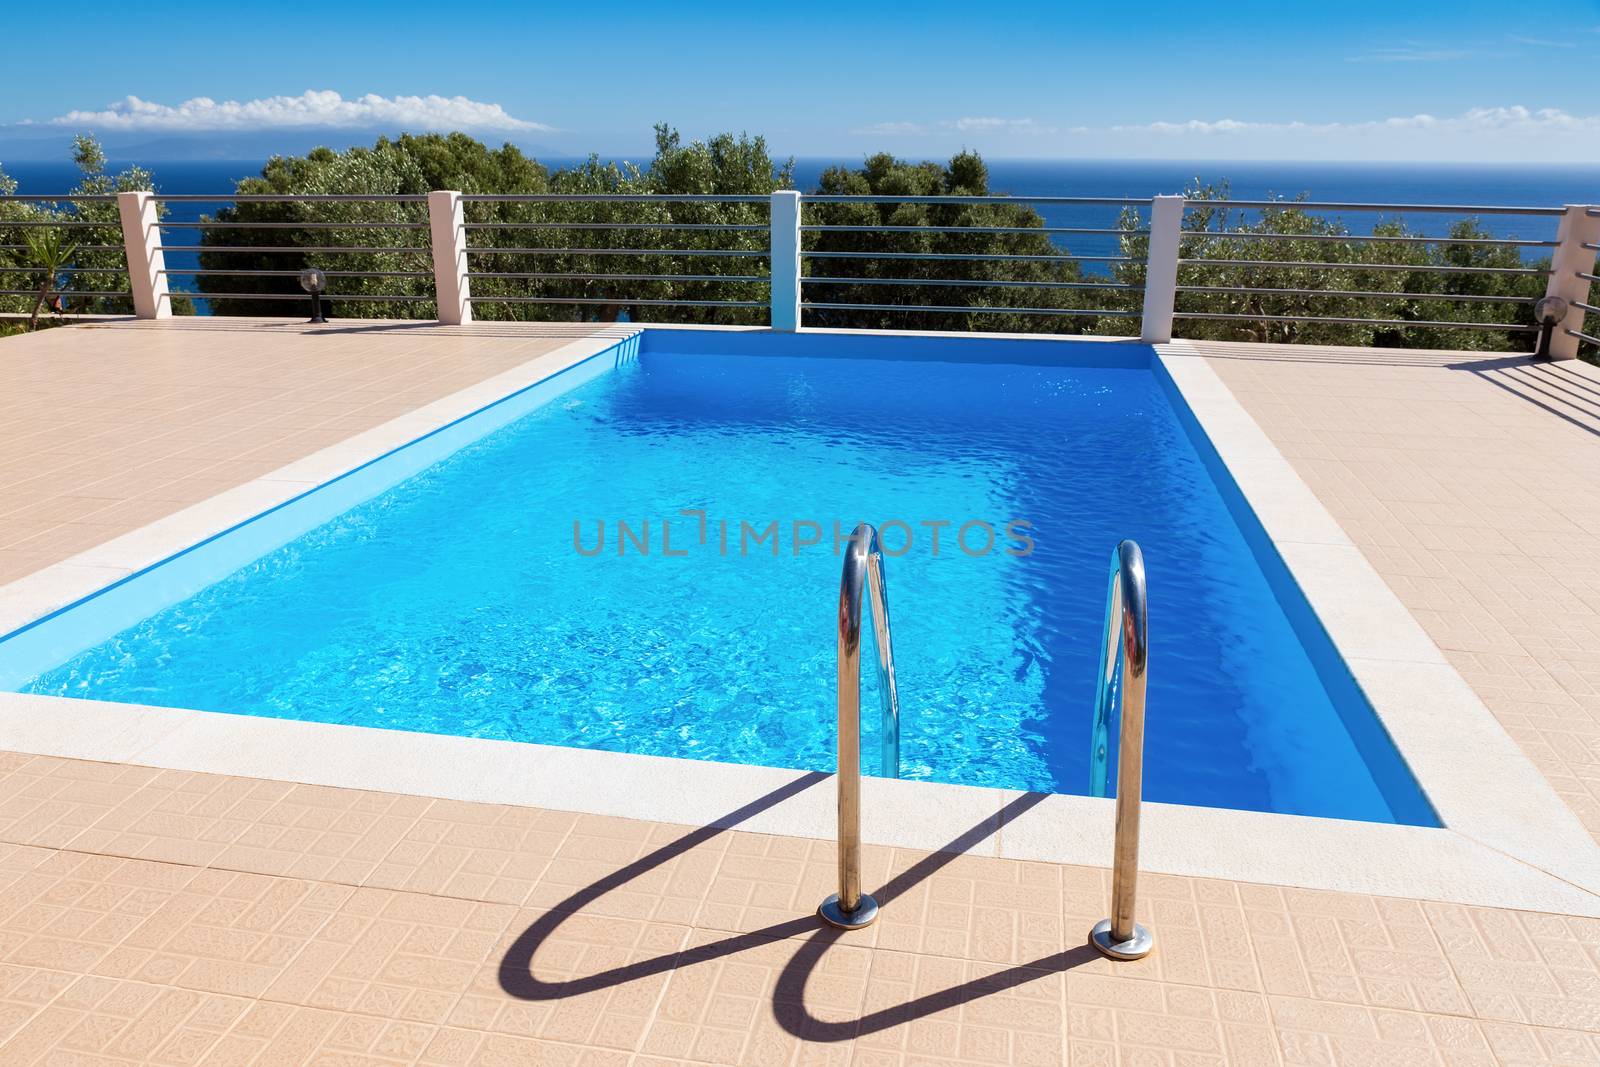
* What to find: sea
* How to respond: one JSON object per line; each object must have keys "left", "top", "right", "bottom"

{"left": 7, "top": 157, "right": 1599, "bottom": 279}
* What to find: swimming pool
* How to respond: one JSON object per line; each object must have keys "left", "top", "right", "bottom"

{"left": 1, "top": 331, "right": 1434, "bottom": 825}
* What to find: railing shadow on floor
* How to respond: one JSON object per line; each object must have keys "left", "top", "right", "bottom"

{"left": 497, "top": 778, "right": 1096, "bottom": 1042}
{"left": 1447, "top": 356, "right": 1600, "bottom": 439}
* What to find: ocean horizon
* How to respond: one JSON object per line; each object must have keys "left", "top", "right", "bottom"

{"left": 9, "top": 156, "right": 1598, "bottom": 281}
{"left": 9, "top": 155, "right": 1600, "bottom": 203}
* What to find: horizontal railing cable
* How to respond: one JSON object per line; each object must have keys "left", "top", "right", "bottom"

{"left": 1173, "top": 311, "right": 1537, "bottom": 331}
{"left": 0, "top": 289, "right": 131, "bottom": 298}
{"left": 0, "top": 244, "right": 124, "bottom": 252}
{"left": 0, "top": 194, "right": 118, "bottom": 203}
{"left": 470, "top": 295, "right": 765, "bottom": 307}
{"left": 161, "top": 245, "right": 431, "bottom": 255}
{"left": 461, "top": 194, "right": 770, "bottom": 203}
{"left": 1178, "top": 258, "right": 1549, "bottom": 276}
{"left": 805, "top": 276, "right": 1138, "bottom": 291}
{"left": 152, "top": 194, "right": 427, "bottom": 203}
{"left": 464, "top": 222, "right": 767, "bottom": 232}
{"left": 1174, "top": 285, "right": 1536, "bottom": 304}
{"left": 803, "top": 225, "right": 1147, "bottom": 236}
{"left": 1180, "top": 230, "right": 1558, "bottom": 247}
{"left": 469, "top": 271, "right": 768, "bottom": 283}
{"left": 158, "top": 268, "right": 432, "bottom": 278}
{"left": 1567, "top": 328, "right": 1600, "bottom": 345}
{"left": 805, "top": 195, "right": 1150, "bottom": 205}
{"left": 1574, "top": 300, "right": 1600, "bottom": 315}
{"left": 464, "top": 247, "right": 766, "bottom": 258}
{"left": 805, "top": 251, "right": 1132, "bottom": 263}
{"left": 160, "top": 221, "right": 427, "bottom": 230}
{"left": 801, "top": 302, "right": 1141, "bottom": 316}
{"left": 1, "top": 220, "right": 122, "bottom": 228}
{"left": 1181, "top": 199, "right": 1564, "bottom": 216}
{"left": 158, "top": 291, "right": 432, "bottom": 302}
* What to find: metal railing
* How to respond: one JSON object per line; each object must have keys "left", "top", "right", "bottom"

{"left": 1088, "top": 540, "right": 1153, "bottom": 962}
{"left": 819, "top": 522, "right": 900, "bottom": 931}
{"left": 460, "top": 193, "right": 772, "bottom": 314}
{"left": 1171, "top": 198, "right": 1576, "bottom": 341}
{"left": 154, "top": 192, "right": 431, "bottom": 310}
{"left": 1, "top": 190, "right": 1594, "bottom": 355}
{"left": 798, "top": 194, "right": 1150, "bottom": 326}
{"left": 0, "top": 194, "right": 133, "bottom": 316}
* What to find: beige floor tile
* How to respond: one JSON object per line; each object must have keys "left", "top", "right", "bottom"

{"left": 418, "top": 1026, "right": 630, "bottom": 1066}
{"left": 695, "top": 832, "right": 890, "bottom": 939}
{"left": 454, "top": 906, "right": 689, "bottom": 1052}
{"left": 92, "top": 869, "right": 353, "bottom": 998}
{"left": 524, "top": 813, "right": 731, "bottom": 925}
{"left": 640, "top": 927, "right": 870, "bottom": 1066}
{"left": 0, "top": 966, "right": 80, "bottom": 1047}
{"left": 363, "top": 797, "right": 575, "bottom": 905}
{"left": 259, "top": 885, "right": 517, "bottom": 1024}
{"left": 0, "top": 319, "right": 614, "bottom": 583}
{"left": 0, "top": 757, "right": 162, "bottom": 850}
{"left": 0, "top": 851, "right": 203, "bottom": 975}
{"left": 209, "top": 782, "right": 430, "bottom": 886}
{"left": 854, "top": 948, "right": 1067, "bottom": 1067}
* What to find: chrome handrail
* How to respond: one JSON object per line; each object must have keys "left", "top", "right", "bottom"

{"left": 1089, "top": 540, "right": 1154, "bottom": 961}
{"left": 819, "top": 522, "right": 900, "bottom": 930}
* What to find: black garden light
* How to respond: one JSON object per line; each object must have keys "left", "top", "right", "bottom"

{"left": 298, "top": 267, "right": 328, "bottom": 324}
{"left": 1532, "top": 296, "right": 1568, "bottom": 360}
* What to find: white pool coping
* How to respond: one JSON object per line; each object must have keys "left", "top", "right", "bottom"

{"left": 1, "top": 324, "right": 1597, "bottom": 917}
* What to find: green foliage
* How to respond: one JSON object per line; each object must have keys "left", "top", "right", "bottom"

{"left": 0, "top": 136, "right": 152, "bottom": 327}
{"left": 800, "top": 150, "right": 1115, "bottom": 333}
{"left": 4, "top": 132, "right": 1574, "bottom": 356}
{"left": 195, "top": 127, "right": 793, "bottom": 323}
{"left": 22, "top": 226, "right": 79, "bottom": 330}
{"left": 1109, "top": 183, "right": 1547, "bottom": 352}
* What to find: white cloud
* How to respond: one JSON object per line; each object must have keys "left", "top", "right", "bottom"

{"left": 851, "top": 116, "right": 1055, "bottom": 137}
{"left": 1346, "top": 46, "right": 1473, "bottom": 62}
{"left": 37, "top": 90, "right": 549, "bottom": 132}
{"left": 947, "top": 117, "right": 1053, "bottom": 134}
{"left": 1508, "top": 34, "right": 1577, "bottom": 48}
{"left": 1112, "top": 105, "right": 1600, "bottom": 136}
{"left": 849, "top": 120, "right": 929, "bottom": 136}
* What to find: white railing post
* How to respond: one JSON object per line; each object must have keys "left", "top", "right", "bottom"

{"left": 770, "top": 190, "right": 802, "bottom": 331}
{"left": 117, "top": 191, "right": 169, "bottom": 319}
{"left": 1140, "top": 195, "right": 1184, "bottom": 344}
{"left": 1542, "top": 205, "right": 1600, "bottom": 360}
{"left": 427, "top": 190, "right": 472, "bottom": 326}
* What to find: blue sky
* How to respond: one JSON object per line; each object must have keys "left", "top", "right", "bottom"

{"left": 4, "top": 0, "right": 1600, "bottom": 160}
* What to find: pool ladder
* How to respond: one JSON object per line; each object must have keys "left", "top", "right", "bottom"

{"left": 819, "top": 523, "right": 900, "bottom": 930}
{"left": 817, "top": 527, "right": 1151, "bottom": 961}
{"left": 1088, "top": 540, "right": 1154, "bottom": 960}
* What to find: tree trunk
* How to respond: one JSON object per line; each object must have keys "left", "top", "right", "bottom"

{"left": 27, "top": 283, "right": 49, "bottom": 332}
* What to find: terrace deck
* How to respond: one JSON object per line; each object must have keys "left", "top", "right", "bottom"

{"left": 0, "top": 320, "right": 1598, "bottom": 1065}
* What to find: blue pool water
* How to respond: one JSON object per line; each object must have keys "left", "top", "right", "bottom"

{"left": 14, "top": 339, "right": 1433, "bottom": 824}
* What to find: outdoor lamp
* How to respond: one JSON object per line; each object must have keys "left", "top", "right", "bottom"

{"left": 1532, "top": 296, "right": 1568, "bottom": 360}
{"left": 299, "top": 267, "right": 328, "bottom": 324}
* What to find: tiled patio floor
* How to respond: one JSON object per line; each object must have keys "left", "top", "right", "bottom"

{"left": 1, "top": 323, "right": 1600, "bottom": 1064}
{"left": 1189, "top": 342, "right": 1600, "bottom": 848}
{"left": 2, "top": 750, "right": 1600, "bottom": 1066}
{"left": 0, "top": 319, "right": 627, "bottom": 585}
